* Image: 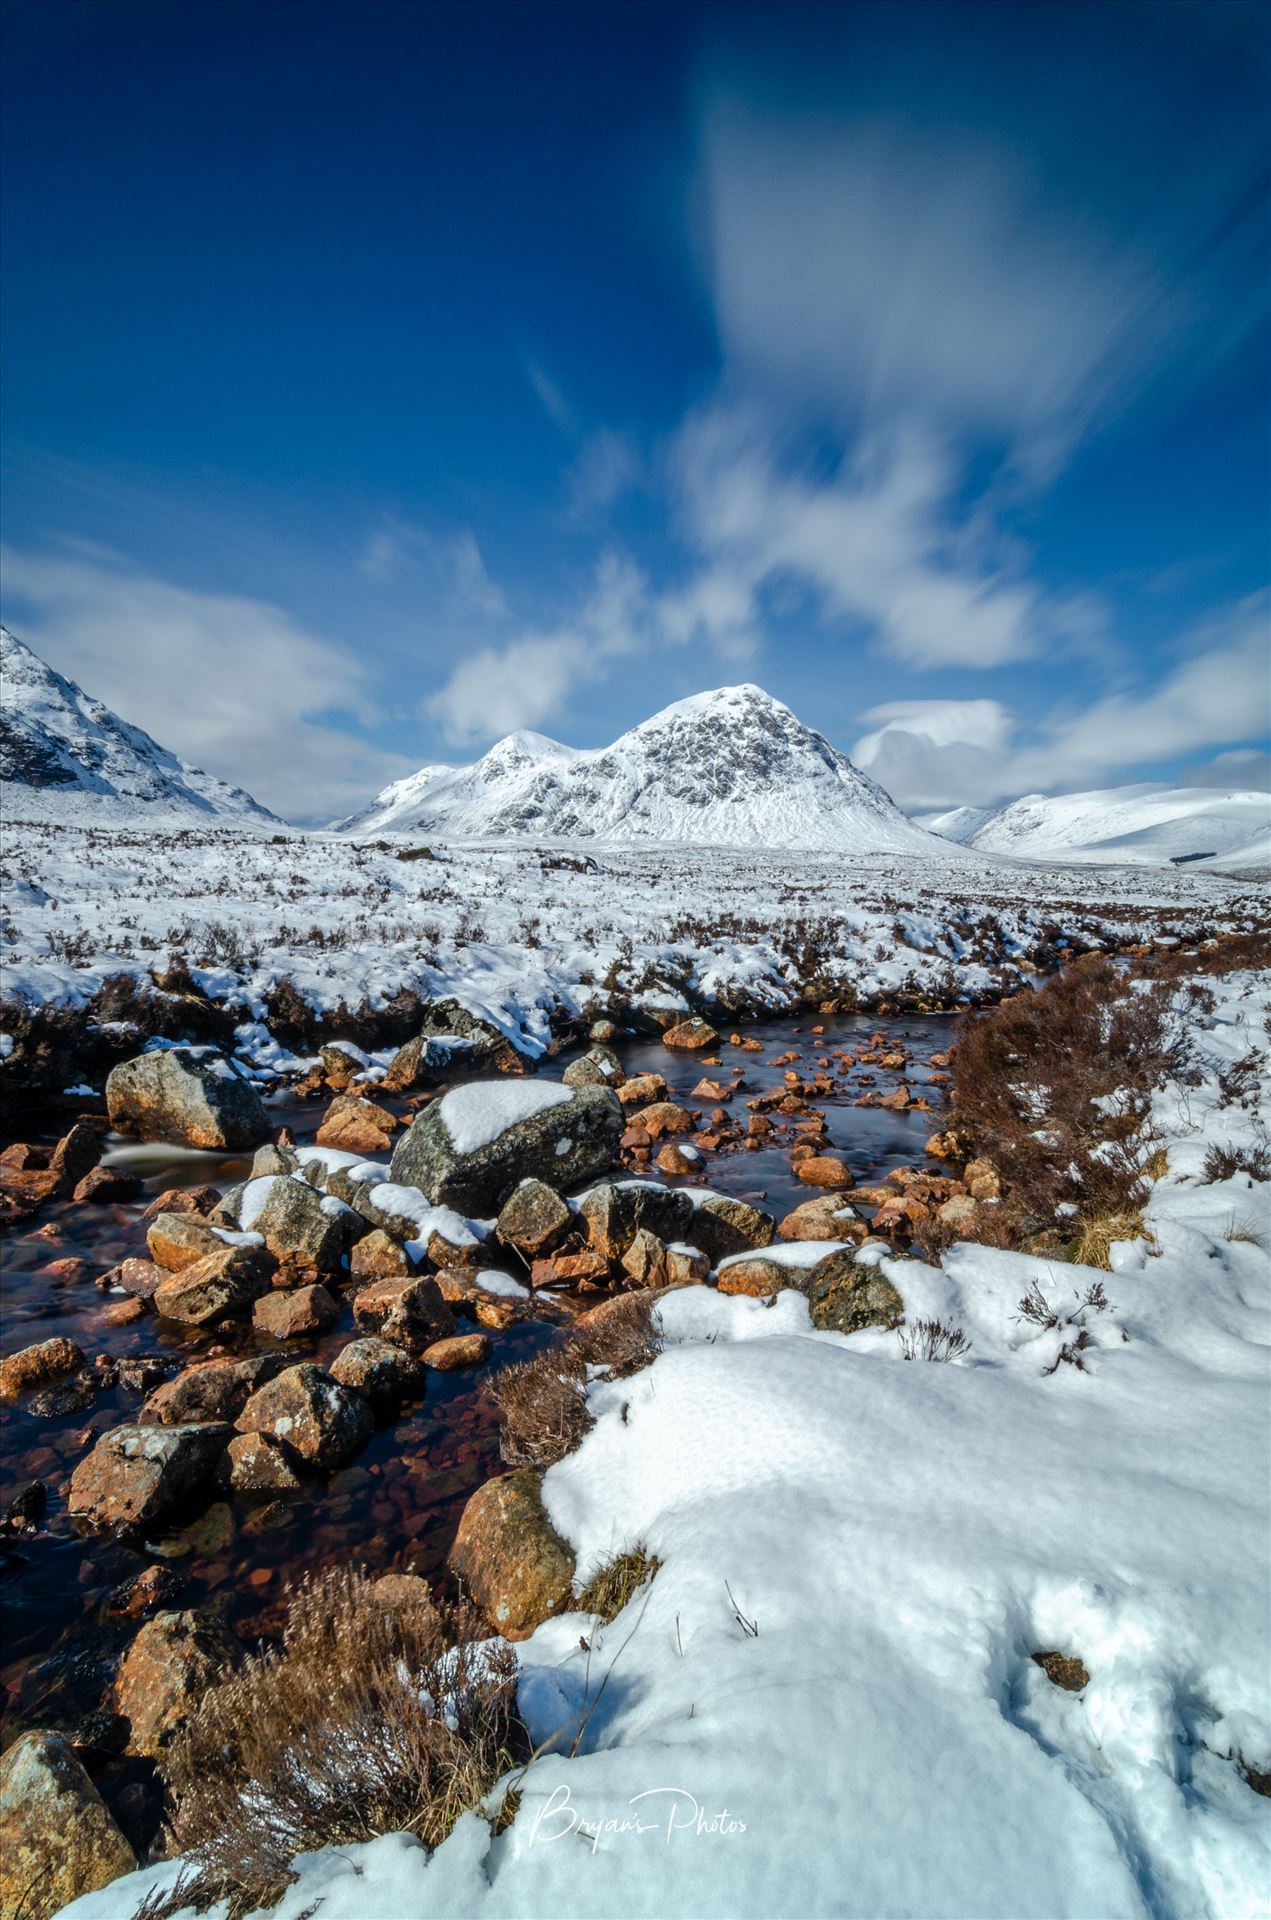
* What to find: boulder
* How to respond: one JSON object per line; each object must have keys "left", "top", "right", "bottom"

{"left": 662, "top": 1016, "right": 718, "bottom": 1050}
{"left": 715, "top": 1254, "right": 799, "bottom": 1298}
{"left": 562, "top": 1045, "right": 625, "bottom": 1090}
{"left": 114, "top": 1609, "right": 243, "bottom": 1756}
{"left": 153, "top": 1245, "right": 275, "bottom": 1325}
{"left": 140, "top": 1356, "right": 285, "bottom": 1426}
{"left": 682, "top": 1193, "right": 776, "bottom": 1265}
{"left": 806, "top": 1250, "right": 905, "bottom": 1334}
{"left": 146, "top": 1212, "right": 229, "bottom": 1271}
{"left": 655, "top": 1141, "right": 701, "bottom": 1176}
{"left": 223, "top": 1430, "right": 304, "bottom": 1494}
{"left": 664, "top": 1242, "right": 710, "bottom": 1286}
{"left": 352, "top": 1273, "right": 457, "bottom": 1352}
{"left": 249, "top": 1141, "right": 300, "bottom": 1180}
{"left": 422, "top": 1332, "right": 491, "bottom": 1371}
{"left": 796, "top": 1155, "right": 855, "bottom": 1191}
{"left": 73, "top": 1165, "right": 142, "bottom": 1204}
{"left": 496, "top": 1178, "right": 573, "bottom": 1258}
{"left": 617, "top": 1071, "right": 668, "bottom": 1108}
{"left": 381, "top": 1032, "right": 447, "bottom": 1092}
{"left": 68, "top": 1423, "right": 231, "bottom": 1531}
{"left": 937, "top": 1194, "right": 981, "bottom": 1232}
{"left": 235, "top": 1364, "right": 372, "bottom": 1469}
{"left": 100, "top": 1257, "right": 168, "bottom": 1299}
{"left": 579, "top": 1180, "right": 694, "bottom": 1260}
{"left": 316, "top": 1093, "right": 398, "bottom": 1155}
{"left": 49, "top": 1121, "right": 105, "bottom": 1189}
{"left": 621, "top": 1228, "right": 668, "bottom": 1288}
{"left": 389, "top": 1080, "right": 623, "bottom": 1215}
{"left": 349, "top": 1228, "right": 416, "bottom": 1279}
{"left": 253, "top": 1284, "right": 340, "bottom": 1340}
{"left": 106, "top": 1046, "right": 267, "bottom": 1150}
{"left": 0, "top": 1337, "right": 85, "bottom": 1403}
{"left": 778, "top": 1196, "right": 867, "bottom": 1242}
{"left": 139, "top": 1184, "right": 221, "bottom": 1223}
{"left": 0, "top": 1730, "right": 136, "bottom": 1918}
{"left": 631, "top": 1101, "right": 695, "bottom": 1137}
{"left": 237, "top": 1175, "right": 353, "bottom": 1274}
{"left": 448, "top": 1468, "right": 575, "bottom": 1638}
{"left": 329, "top": 1336, "right": 426, "bottom": 1410}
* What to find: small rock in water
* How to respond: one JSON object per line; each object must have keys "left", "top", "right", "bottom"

{"left": 235, "top": 1364, "right": 373, "bottom": 1469}
{"left": 497, "top": 1177, "right": 573, "bottom": 1258}
{"left": 422, "top": 1332, "right": 491, "bottom": 1371}
{"left": 662, "top": 1016, "right": 719, "bottom": 1051}
{"left": 68, "top": 1423, "right": 231, "bottom": 1531}
{"left": 0, "top": 1336, "right": 86, "bottom": 1402}
{"left": 252, "top": 1283, "right": 340, "bottom": 1340}
{"left": 73, "top": 1165, "right": 142, "bottom": 1204}
{"left": 330, "top": 1336, "right": 426, "bottom": 1411}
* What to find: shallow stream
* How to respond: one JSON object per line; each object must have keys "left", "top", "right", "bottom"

{"left": 0, "top": 1010, "right": 952, "bottom": 1780}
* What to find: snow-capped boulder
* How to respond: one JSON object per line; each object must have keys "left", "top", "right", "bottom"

{"left": 106, "top": 1045, "right": 268, "bottom": 1150}
{"left": 236, "top": 1173, "right": 354, "bottom": 1274}
{"left": 389, "top": 1079, "right": 623, "bottom": 1214}
{"left": 562, "top": 1044, "right": 625, "bottom": 1089}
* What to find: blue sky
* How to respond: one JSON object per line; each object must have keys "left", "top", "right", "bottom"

{"left": 2, "top": 0, "right": 1268, "bottom": 821}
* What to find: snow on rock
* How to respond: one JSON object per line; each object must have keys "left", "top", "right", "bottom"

{"left": 437, "top": 1081, "right": 577, "bottom": 1155}
{"left": 0, "top": 626, "right": 275, "bottom": 825}
{"left": 337, "top": 684, "right": 947, "bottom": 855}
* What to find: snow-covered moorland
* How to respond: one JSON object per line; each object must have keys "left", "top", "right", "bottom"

{"left": 1, "top": 815, "right": 1264, "bottom": 1088}
{"left": 64, "top": 965, "right": 1271, "bottom": 1920}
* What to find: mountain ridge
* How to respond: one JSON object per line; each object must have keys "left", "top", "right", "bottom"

{"left": 336, "top": 683, "right": 945, "bottom": 854}
{"left": 0, "top": 625, "right": 276, "bottom": 823}
{"left": 920, "top": 784, "right": 1271, "bottom": 871}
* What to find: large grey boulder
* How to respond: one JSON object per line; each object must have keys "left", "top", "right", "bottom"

{"left": 0, "top": 1730, "right": 136, "bottom": 1918}
{"left": 390, "top": 1079, "right": 623, "bottom": 1215}
{"left": 236, "top": 1173, "right": 356, "bottom": 1272}
{"left": 106, "top": 1045, "right": 268, "bottom": 1149}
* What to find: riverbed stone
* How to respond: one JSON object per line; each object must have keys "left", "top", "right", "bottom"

{"left": 389, "top": 1081, "right": 623, "bottom": 1216}
{"left": 663, "top": 1016, "right": 718, "bottom": 1050}
{"left": 49, "top": 1121, "right": 105, "bottom": 1189}
{"left": 621, "top": 1227, "right": 669, "bottom": 1288}
{"left": 796, "top": 1155, "right": 855, "bottom": 1191}
{"left": 349, "top": 1228, "right": 416, "bottom": 1278}
{"left": 101, "top": 1257, "right": 168, "bottom": 1300}
{"left": 496, "top": 1178, "right": 573, "bottom": 1257}
{"left": 140, "top": 1355, "right": 286, "bottom": 1426}
{"left": 0, "top": 1337, "right": 85, "bottom": 1403}
{"left": 778, "top": 1196, "right": 868, "bottom": 1242}
{"left": 352, "top": 1273, "right": 457, "bottom": 1352}
{"left": 114, "top": 1609, "right": 243, "bottom": 1756}
{"left": 239, "top": 1175, "right": 352, "bottom": 1274}
{"left": 562, "top": 1045, "right": 625, "bottom": 1090}
{"left": 146, "top": 1212, "right": 229, "bottom": 1271}
{"left": 715, "top": 1254, "right": 798, "bottom": 1298}
{"left": 73, "top": 1165, "right": 142, "bottom": 1204}
{"left": 617, "top": 1071, "right": 668, "bottom": 1108}
{"left": 682, "top": 1193, "right": 776, "bottom": 1265}
{"left": 153, "top": 1244, "right": 275, "bottom": 1325}
{"left": 806, "top": 1250, "right": 905, "bottom": 1334}
{"left": 579, "top": 1179, "right": 694, "bottom": 1259}
{"left": 68, "top": 1423, "right": 231, "bottom": 1531}
{"left": 422, "top": 1331, "right": 491, "bottom": 1371}
{"left": 106, "top": 1045, "right": 268, "bottom": 1150}
{"left": 235, "top": 1364, "right": 372, "bottom": 1469}
{"left": 223, "top": 1430, "right": 304, "bottom": 1494}
{"left": 316, "top": 1093, "right": 399, "bottom": 1155}
{"left": 0, "top": 1729, "right": 136, "bottom": 1918}
{"left": 448, "top": 1468, "right": 575, "bottom": 1638}
{"left": 329, "top": 1336, "right": 426, "bottom": 1410}
{"left": 253, "top": 1284, "right": 340, "bottom": 1340}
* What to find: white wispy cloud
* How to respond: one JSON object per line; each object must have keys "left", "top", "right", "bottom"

{"left": 1, "top": 545, "right": 417, "bottom": 821}
{"left": 852, "top": 593, "right": 1271, "bottom": 809}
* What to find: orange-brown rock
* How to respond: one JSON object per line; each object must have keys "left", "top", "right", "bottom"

{"left": 422, "top": 1332, "right": 491, "bottom": 1371}
{"left": 316, "top": 1093, "right": 399, "bottom": 1155}
{"left": 662, "top": 1016, "right": 718, "bottom": 1051}
{"left": 447, "top": 1469, "right": 575, "bottom": 1638}
{"left": 796, "top": 1155, "right": 854, "bottom": 1191}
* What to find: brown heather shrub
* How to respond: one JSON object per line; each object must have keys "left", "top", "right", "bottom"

{"left": 948, "top": 955, "right": 1200, "bottom": 1234}
{"left": 576, "top": 1544, "right": 662, "bottom": 1622}
{"left": 486, "top": 1294, "right": 662, "bottom": 1469}
{"left": 141, "top": 1568, "right": 525, "bottom": 1919}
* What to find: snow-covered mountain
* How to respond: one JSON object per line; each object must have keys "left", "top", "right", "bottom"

{"left": 920, "top": 785, "right": 1271, "bottom": 871}
{"left": 0, "top": 626, "right": 275, "bottom": 824}
{"left": 337, "top": 684, "right": 945, "bottom": 853}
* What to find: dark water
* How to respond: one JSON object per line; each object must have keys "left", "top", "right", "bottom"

{"left": 0, "top": 1011, "right": 951, "bottom": 1759}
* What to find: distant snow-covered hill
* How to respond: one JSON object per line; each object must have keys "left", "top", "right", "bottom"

{"left": 0, "top": 626, "right": 275, "bottom": 824}
{"left": 337, "top": 684, "right": 944, "bottom": 854}
{"left": 920, "top": 784, "right": 1270, "bottom": 871}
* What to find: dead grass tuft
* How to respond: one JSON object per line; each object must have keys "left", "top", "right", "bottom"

{"left": 1070, "top": 1210, "right": 1154, "bottom": 1272}
{"left": 138, "top": 1567, "right": 525, "bottom": 1918}
{"left": 897, "top": 1318, "right": 972, "bottom": 1362}
{"left": 1202, "top": 1138, "right": 1271, "bottom": 1184}
{"left": 576, "top": 1544, "right": 662, "bottom": 1623}
{"left": 486, "top": 1295, "right": 662, "bottom": 1469}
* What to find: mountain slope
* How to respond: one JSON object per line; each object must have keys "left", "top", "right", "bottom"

{"left": 0, "top": 626, "right": 276, "bottom": 823}
{"left": 922, "top": 784, "right": 1270, "bottom": 870}
{"left": 338, "top": 684, "right": 944, "bottom": 853}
